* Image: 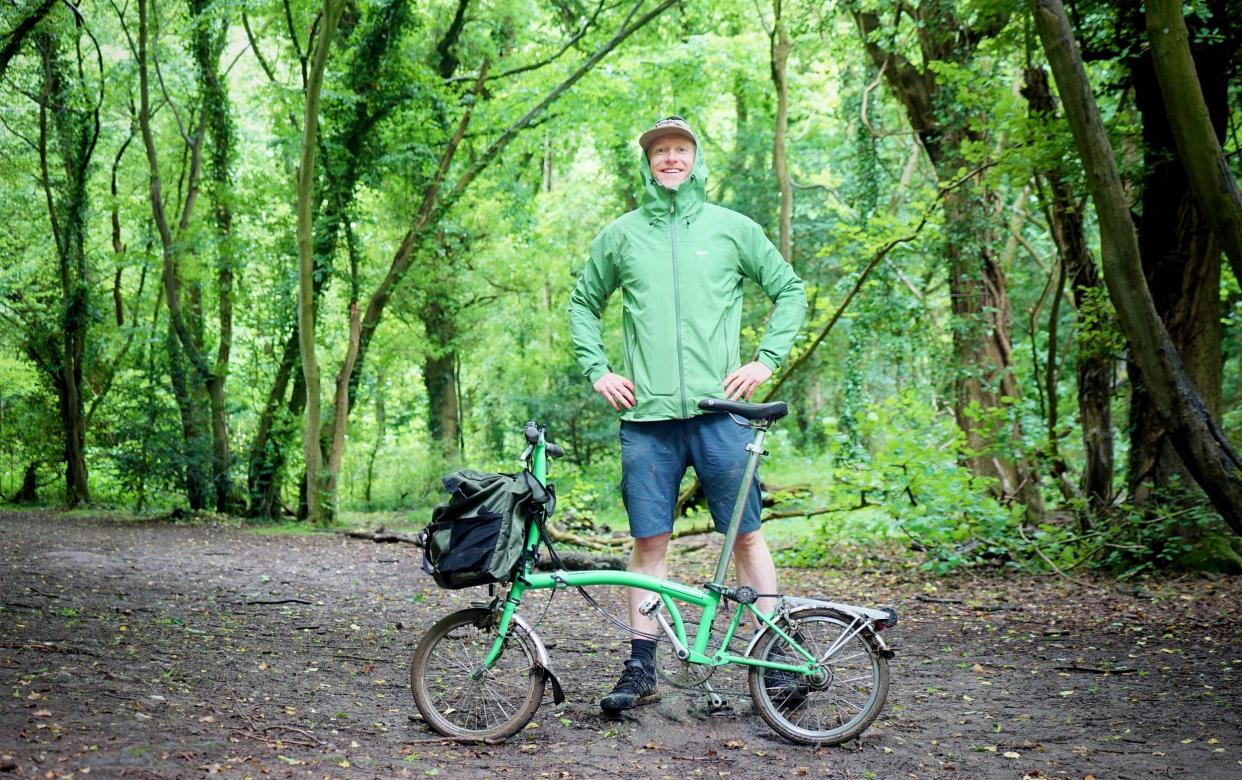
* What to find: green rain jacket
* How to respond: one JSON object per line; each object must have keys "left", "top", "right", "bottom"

{"left": 569, "top": 147, "right": 807, "bottom": 421}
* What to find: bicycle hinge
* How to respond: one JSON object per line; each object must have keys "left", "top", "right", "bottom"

{"left": 640, "top": 598, "right": 689, "bottom": 660}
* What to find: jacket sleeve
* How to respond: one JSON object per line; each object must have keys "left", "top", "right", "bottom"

{"left": 568, "top": 230, "right": 621, "bottom": 385}
{"left": 739, "top": 218, "right": 807, "bottom": 373}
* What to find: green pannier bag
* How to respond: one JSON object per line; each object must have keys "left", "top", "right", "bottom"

{"left": 419, "top": 469, "right": 555, "bottom": 590}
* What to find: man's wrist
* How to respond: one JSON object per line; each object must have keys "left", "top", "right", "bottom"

{"left": 588, "top": 367, "right": 612, "bottom": 384}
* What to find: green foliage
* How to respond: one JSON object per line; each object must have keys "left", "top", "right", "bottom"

{"left": 850, "top": 392, "right": 1027, "bottom": 573}
{"left": 1098, "top": 488, "right": 1242, "bottom": 577}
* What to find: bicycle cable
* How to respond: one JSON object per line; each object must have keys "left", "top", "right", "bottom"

{"left": 534, "top": 510, "right": 662, "bottom": 641}
{"left": 525, "top": 580, "right": 559, "bottom": 633}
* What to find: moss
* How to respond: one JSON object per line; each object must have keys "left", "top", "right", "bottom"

{"left": 1175, "top": 534, "right": 1242, "bottom": 574}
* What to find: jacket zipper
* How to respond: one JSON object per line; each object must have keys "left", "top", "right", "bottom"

{"left": 670, "top": 195, "right": 688, "bottom": 417}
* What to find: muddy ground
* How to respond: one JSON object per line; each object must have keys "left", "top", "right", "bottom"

{"left": 1, "top": 511, "right": 1239, "bottom": 779}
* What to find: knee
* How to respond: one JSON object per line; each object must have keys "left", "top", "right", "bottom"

{"left": 733, "top": 529, "right": 766, "bottom": 552}
{"left": 633, "top": 533, "right": 671, "bottom": 559}
{"left": 630, "top": 533, "right": 670, "bottom": 570}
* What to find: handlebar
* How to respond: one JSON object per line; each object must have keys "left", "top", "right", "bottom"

{"left": 522, "top": 421, "right": 567, "bottom": 459}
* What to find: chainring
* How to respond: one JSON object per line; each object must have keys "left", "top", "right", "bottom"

{"left": 656, "top": 637, "right": 716, "bottom": 689}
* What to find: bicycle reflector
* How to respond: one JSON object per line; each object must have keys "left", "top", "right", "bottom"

{"left": 875, "top": 607, "right": 899, "bottom": 631}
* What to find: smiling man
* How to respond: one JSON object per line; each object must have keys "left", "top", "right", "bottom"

{"left": 569, "top": 116, "right": 808, "bottom": 713}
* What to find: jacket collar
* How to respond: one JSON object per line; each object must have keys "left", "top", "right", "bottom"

{"left": 639, "top": 147, "right": 708, "bottom": 226}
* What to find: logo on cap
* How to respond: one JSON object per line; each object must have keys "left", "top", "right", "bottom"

{"left": 639, "top": 116, "right": 698, "bottom": 151}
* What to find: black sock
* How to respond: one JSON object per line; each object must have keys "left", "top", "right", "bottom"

{"left": 630, "top": 638, "right": 656, "bottom": 665}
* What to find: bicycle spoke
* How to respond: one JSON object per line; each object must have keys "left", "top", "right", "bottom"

{"left": 749, "top": 609, "right": 889, "bottom": 745}
{"left": 413, "top": 609, "right": 545, "bottom": 739}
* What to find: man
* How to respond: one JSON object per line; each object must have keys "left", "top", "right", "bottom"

{"left": 569, "top": 116, "right": 808, "bottom": 713}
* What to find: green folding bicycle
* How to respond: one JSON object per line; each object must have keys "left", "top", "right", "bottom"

{"left": 410, "top": 398, "right": 898, "bottom": 745}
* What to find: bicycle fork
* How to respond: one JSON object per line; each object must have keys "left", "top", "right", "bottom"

{"left": 473, "top": 586, "right": 567, "bottom": 704}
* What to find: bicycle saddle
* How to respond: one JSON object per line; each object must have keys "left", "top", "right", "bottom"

{"left": 698, "top": 398, "right": 788, "bottom": 421}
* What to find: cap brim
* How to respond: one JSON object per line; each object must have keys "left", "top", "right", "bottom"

{"left": 639, "top": 127, "right": 697, "bottom": 152}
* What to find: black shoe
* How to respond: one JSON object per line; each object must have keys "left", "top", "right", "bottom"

{"left": 765, "top": 648, "right": 811, "bottom": 708}
{"left": 600, "top": 658, "right": 660, "bottom": 712}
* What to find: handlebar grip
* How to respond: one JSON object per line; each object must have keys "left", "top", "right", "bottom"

{"left": 545, "top": 442, "right": 566, "bottom": 459}
{"left": 523, "top": 421, "right": 541, "bottom": 445}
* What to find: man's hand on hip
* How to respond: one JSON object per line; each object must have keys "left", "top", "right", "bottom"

{"left": 593, "top": 372, "right": 636, "bottom": 411}
{"left": 723, "top": 361, "right": 773, "bottom": 401}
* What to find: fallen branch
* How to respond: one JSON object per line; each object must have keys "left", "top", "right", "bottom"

{"left": 535, "top": 551, "right": 626, "bottom": 571}
{"left": 344, "top": 529, "right": 421, "bottom": 545}
{"left": 914, "top": 595, "right": 964, "bottom": 605}
{"left": 229, "top": 729, "right": 319, "bottom": 749}
{"left": 260, "top": 724, "right": 329, "bottom": 745}
{"left": 1052, "top": 665, "right": 1138, "bottom": 674}
{"left": 543, "top": 525, "right": 628, "bottom": 551}
{"left": 668, "top": 501, "right": 870, "bottom": 540}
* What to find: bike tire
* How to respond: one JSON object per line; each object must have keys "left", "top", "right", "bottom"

{"left": 748, "top": 607, "right": 890, "bottom": 745}
{"left": 410, "top": 607, "right": 545, "bottom": 740}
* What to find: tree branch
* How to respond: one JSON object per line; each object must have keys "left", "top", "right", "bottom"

{"left": 0, "top": 0, "right": 57, "bottom": 82}
{"left": 445, "top": 0, "right": 607, "bottom": 84}
{"left": 762, "top": 162, "right": 995, "bottom": 401}
{"left": 436, "top": 0, "right": 470, "bottom": 79}
{"left": 241, "top": 8, "right": 280, "bottom": 84}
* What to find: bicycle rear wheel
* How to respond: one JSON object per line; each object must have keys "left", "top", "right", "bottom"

{"left": 748, "top": 607, "right": 889, "bottom": 745}
{"left": 411, "top": 607, "right": 545, "bottom": 740}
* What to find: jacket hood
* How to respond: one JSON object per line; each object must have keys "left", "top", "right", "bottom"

{"left": 638, "top": 143, "right": 708, "bottom": 225}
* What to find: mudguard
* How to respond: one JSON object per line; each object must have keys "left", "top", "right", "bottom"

{"left": 745, "top": 601, "right": 895, "bottom": 659}
{"left": 511, "top": 614, "right": 565, "bottom": 705}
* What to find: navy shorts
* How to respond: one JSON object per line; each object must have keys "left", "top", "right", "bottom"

{"left": 619, "top": 413, "right": 762, "bottom": 539}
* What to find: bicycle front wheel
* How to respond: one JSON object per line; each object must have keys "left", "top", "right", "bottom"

{"left": 748, "top": 607, "right": 890, "bottom": 745}
{"left": 410, "top": 607, "right": 545, "bottom": 740}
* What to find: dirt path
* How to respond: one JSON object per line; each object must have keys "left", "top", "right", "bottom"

{"left": 1, "top": 511, "right": 1239, "bottom": 779}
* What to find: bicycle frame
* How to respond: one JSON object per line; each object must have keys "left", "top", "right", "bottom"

{"left": 476, "top": 417, "right": 856, "bottom": 679}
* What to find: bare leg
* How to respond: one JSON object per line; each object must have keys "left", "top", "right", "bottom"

{"left": 732, "top": 529, "right": 779, "bottom": 628}
{"left": 627, "top": 532, "right": 671, "bottom": 636}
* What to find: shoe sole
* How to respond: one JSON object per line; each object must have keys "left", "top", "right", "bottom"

{"left": 599, "top": 691, "right": 661, "bottom": 713}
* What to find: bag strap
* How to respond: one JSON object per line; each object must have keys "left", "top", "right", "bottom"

{"left": 520, "top": 470, "right": 556, "bottom": 517}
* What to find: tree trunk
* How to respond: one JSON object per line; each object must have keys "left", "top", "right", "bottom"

{"left": 1022, "top": 65, "right": 1115, "bottom": 515}
{"left": 54, "top": 371, "right": 89, "bottom": 507}
{"left": 166, "top": 328, "right": 211, "bottom": 510}
{"left": 770, "top": 0, "right": 792, "bottom": 261}
{"left": 364, "top": 371, "right": 386, "bottom": 504}
{"left": 320, "top": 304, "right": 362, "bottom": 521}
{"left": 1145, "top": 0, "right": 1242, "bottom": 285}
{"left": 189, "top": 0, "right": 238, "bottom": 513}
{"left": 422, "top": 300, "right": 461, "bottom": 459}
{"left": 247, "top": 332, "right": 298, "bottom": 517}
{"left": 136, "top": 0, "right": 233, "bottom": 512}
{"left": 296, "top": 0, "right": 347, "bottom": 525}
{"left": 1033, "top": 0, "right": 1242, "bottom": 537}
{"left": 34, "top": 28, "right": 94, "bottom": 507}
{"left": 244, "top": 0, "right": 415, "bottom": 518}
{"left": 1125, "top": 30, "right": 1225, "bottom": 499}
{"left": 853, "top": 2, "right": 1042, "bottom": 514}
{"left": 941, "top": 178, "right": 1042, "bottom": 511}
{"left": 13, "top": 462, "right": 39, "bottom": 503}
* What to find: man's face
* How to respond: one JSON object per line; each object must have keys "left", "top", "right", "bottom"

{"left": 647, "top": 134, "right": 696, "bottom": 189}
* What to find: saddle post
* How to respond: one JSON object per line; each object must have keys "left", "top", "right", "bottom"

{"left": 710, "top": 418, "right": 769, "bottom": 587}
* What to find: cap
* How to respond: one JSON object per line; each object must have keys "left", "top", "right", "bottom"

{"left": 638, "top": 115, "right": 698, "bottom": 152}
